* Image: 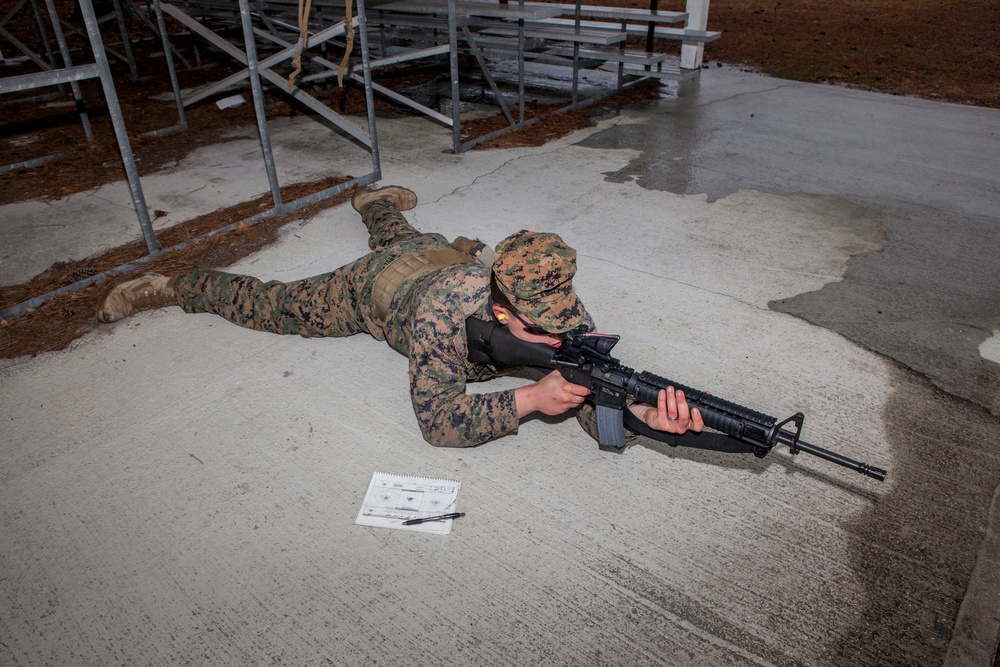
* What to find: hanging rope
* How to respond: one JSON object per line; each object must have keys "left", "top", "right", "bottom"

{"left": 288, "top": 0, "right": 353, "bottom": 90}
{"left": 287, "top": 0, "right": 313, "bottom": 91}
{"left": 337, "top": 0, "right": 355, "bottom": 88}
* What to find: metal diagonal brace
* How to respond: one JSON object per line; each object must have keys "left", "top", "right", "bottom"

{"left": 254, "top": 27, "right": 453, "bottom": 127}
{"left": 183, "top": 17, "right": 356, "bottom": 107}
{"left": 158, "top": 2, "right": 371, "bottom": 146}
{"left": 461, "top": 25, "right": 514, "bottom": 128}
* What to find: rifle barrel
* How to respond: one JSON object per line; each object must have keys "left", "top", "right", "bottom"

{"left": 776, "top": 432, "right": 887, "bottom": 481}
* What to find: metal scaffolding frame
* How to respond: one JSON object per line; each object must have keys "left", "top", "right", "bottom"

{"left": 143, "top": 0, "right": 716, "bottom": 154}
{"left": 1, "top": 0, "right": 157, "bottom": 252}
{"left": 154, "top": 0, "right": 382, "bottom": 207}
{"left": 150, "top": 0, "right": 713, "bottom": 155}
{"left": 0, "top": 0, "right": 382, "bottom": 320}
{"left": 2, "top": 0, "right": 715, "bottom": 316}
{"left": 0, "top": 0, "right": 195, "bottom": 171}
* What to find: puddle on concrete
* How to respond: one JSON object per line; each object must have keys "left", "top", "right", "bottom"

{"left": 980, "top": 330, "right": 1000, "bottom": 364}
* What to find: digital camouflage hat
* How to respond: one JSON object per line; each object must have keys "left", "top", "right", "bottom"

{"left": 492, "top": 230, "right": 594, "bottom": 334}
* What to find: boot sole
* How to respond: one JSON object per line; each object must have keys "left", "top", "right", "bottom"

{"left": 95, "top": 276, "right": 124, "bottom": 323}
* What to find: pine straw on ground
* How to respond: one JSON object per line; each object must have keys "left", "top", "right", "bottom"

{"left": 0, "top": 178, "right": 354, "bottom": 358}
{"left": 525, "top": 0, "right": 1000, "bottom": 110}
{"left": 702, "top": 0, "right": 1000, "bottom": 109}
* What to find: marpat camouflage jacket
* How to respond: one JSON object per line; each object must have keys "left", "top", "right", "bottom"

{"left": 380, "top": 262, "right": 599, "bottom": 447}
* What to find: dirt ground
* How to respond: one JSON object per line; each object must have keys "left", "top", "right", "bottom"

{"left": 703, "top": 0, "right": 999, "bottom": 109}
{"left": 2, "top": 0, "right": 999, "bottom": 361}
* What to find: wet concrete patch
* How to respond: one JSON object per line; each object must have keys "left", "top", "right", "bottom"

{"left": 838, "top": 362, "right": 1000, "bottom": 665}
{"left": 770, "top": 199, "right": 1000, "bottom": 418}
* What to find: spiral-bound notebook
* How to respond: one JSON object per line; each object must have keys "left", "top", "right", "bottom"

{"left": 355, "top": 471, "right": 462, "bottom": 534}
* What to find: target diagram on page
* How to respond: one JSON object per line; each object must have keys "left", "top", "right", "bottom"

{"left": 356, "top": 471, "right": 461, "bottom": 533}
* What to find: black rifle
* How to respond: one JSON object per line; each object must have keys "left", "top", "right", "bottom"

{"left": 466, "top": 317, "right": 887, "bottom": 481}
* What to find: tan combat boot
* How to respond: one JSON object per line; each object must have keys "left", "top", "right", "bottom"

{"left": 451, "top": 236, "right": 496, "bottom": 267}
{"left": 351, "top": 185, "right": 418, "bottom": 212}
{"left": 96, "top": 273, "right": 178, "bottom": 323}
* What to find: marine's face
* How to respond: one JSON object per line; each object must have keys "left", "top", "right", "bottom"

{"left": 493, "top": 306, "right": 563, "bottom": 348}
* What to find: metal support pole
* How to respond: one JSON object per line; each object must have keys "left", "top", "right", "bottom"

{"left": 110, "top": 0, "right": 138, "bottom": 79}
{"left": 645, "top": 0, "right": 658, "bottom": 54}
{"left": 461, "top": 25, "right": 513, "bottom": 127}
{"left": 28, "top": 0, "right": 64, "bottom": 95}
{"left": 42, "top": 0, "right": 94, "bottom": 141}
{"left": 1, "top": 0, "right": 30, "bottom": 29}
{"left": 0, "top": 23, "right": 53, "bottom": 72}
{"left": 571, "top": 0, "right": 581, "bottom": 106}
{"left": 238, "top": 0, "right": 283, "bottom": 209}
{"left": 77, "top": 0, "right": 159, "bottom": 256}
{"left": 517, "top": 0, "right": 525, "bottom": 124}
{"left": 127, "top": 0, "right": 192, "bottom": 69}
{"left": 680, "top": 0, "right": 709, "bottom": 70}
{"left": 618, "top": 18, "right": 626, "bottom": 88}
{"left": 254, "top": 0, "right": 279, "bottom": 35}
{"left": 356, "top": 0, "right": 382, "bottom": 180}
{"left": 447, "top": 0, "right": 461, "bottom": 153}
{"left": 154, "top": 0, "right": 187, "bottom": 130}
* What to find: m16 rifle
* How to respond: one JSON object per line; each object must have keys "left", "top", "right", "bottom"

{"left": 466, "top": 317, "right": 887, "bottom": 481}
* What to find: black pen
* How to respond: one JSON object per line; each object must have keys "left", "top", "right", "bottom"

{"left": 403, "top": 512, "right": 465, "bottom": 526}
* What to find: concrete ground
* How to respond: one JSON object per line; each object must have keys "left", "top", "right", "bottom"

{"left": 2, "top": 66, "right": 999, "bottom": 666}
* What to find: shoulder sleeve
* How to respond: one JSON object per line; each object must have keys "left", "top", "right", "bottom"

{"left": 408, "top": 294, "right": 520, "bottom": 447}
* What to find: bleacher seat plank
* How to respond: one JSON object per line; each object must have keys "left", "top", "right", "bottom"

{"left": 480, "top": 21, "right": 626, "bottom": 45}
{"left": 374, "top": 0, "right": 562, "bottom": 20}
{"left": 522, "top": 2, "right": 686, "bottom": 24}
{"left": 541, "top": 17, "right": 720, "bottom": 43}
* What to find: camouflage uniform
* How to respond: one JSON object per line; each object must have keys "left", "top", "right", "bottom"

{"left": 173, "top": 199, "right": 598, "bottom": 447}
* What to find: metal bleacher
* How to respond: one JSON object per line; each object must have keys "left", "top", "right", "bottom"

{"left": 153, "top": 0, "right": 382, "bottom": 193}
{"left": 156, "top": 0, "right": 719, "bottom": 153}
{"left": 360, "top": 0, "right": 718, "bottom": 151}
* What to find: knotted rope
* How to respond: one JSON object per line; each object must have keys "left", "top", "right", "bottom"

{"left": 287, "top": 0, "right": 354, "bottom": 90}
{"left": 287, "top": 0, "right": 313, "bottom": 90}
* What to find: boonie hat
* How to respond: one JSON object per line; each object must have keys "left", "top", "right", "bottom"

{"left": 492, "top": 230, "right": 594, "bottom": 334}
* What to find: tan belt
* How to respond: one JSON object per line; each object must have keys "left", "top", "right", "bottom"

{"left": 373, "top": 248, "right": 477, "bottom": 320}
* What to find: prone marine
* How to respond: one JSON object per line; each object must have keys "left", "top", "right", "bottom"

{"left": 97, "top": 186, "right": 703, "bottom": 446}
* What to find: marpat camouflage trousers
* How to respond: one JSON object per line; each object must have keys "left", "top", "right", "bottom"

{"left": 172, "top": 199, "right": 447, "bottom": 338}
